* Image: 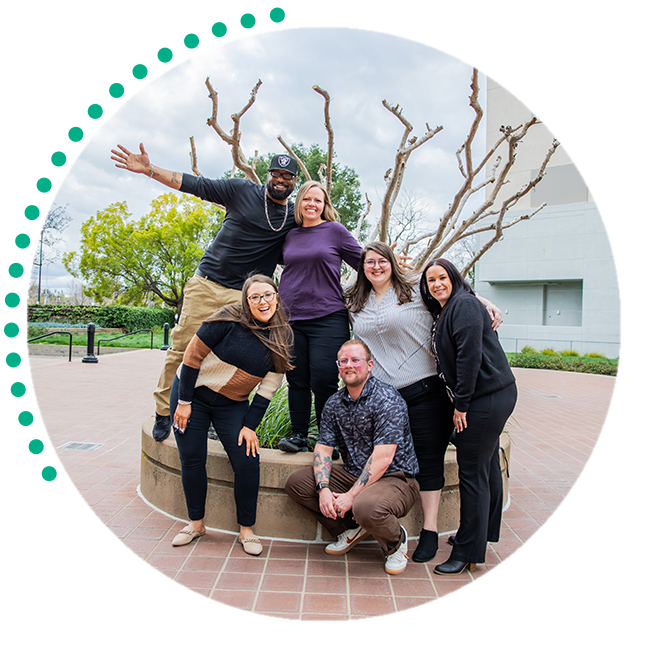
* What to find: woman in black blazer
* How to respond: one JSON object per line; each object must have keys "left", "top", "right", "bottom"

{"left": 420, "top": 259, "right": 517, "bottom": 575}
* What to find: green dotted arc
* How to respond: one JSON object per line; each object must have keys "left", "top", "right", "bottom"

{"left": 14, "top": 8, "right": 287, "bottom": 482}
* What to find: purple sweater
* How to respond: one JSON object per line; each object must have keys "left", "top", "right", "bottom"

{"left": 279, "top": 221, "right": 362, "bottom": 321}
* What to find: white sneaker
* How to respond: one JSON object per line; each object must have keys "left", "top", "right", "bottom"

{"left": 325, "top": 526, "right": 370, "bottom": 555}
{"left": 384, "top": 526, "right": 408, "bottom": 575}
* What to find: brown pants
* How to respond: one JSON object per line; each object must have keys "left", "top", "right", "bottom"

{"left": 285, "top": 465, "right": 419, "bottom": 556}
{"left": 153, "top": 274, "right": 242, "bottom": 416}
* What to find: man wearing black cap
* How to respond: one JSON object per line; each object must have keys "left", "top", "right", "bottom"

{"left": 111, "top": 143, "right": 299, "bottom": 440}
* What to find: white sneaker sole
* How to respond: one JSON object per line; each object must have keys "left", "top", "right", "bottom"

{"left": 325, "top": 529, "right": 371, "bottom": 555}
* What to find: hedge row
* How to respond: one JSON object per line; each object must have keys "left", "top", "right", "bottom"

{"left": 27, "top": 305, "right": 176, "bottom": 331}
{"left": 507, "top": 353, "right": 618, "bottom": 376}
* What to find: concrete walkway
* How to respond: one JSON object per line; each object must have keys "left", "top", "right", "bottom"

{"left": 29, "top": 349, "right": 616, "bottom": 620}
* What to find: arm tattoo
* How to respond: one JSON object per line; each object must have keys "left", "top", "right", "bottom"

{"left": 313, "top": 449, "right": 332, "bottom": 484}
{"left": 171, "top": 171, "right": 181, "bottom": 186}
{"left": 355, "top": 456, "right": 373, "bottom": 488}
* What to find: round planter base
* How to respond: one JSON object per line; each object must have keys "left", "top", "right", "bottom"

{"left": 140, "top": 417, "right": 510, "bottom": 540}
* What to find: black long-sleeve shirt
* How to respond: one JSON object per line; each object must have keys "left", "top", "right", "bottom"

{"left": 432, "top": 293, "right": 515, "bottom": 412}
{"left": 180, "top": 175, "right": 297, "bottom": 290}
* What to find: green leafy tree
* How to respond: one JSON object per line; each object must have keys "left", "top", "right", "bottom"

{"left": 224, "top": 143, "right": 365, "bottom": 234}
{"left": 63, "top": 193, "right": 224, "bottom": 314}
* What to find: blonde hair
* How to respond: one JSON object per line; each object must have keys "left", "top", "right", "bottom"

{"left": 294, "top": 180, "right": 339, "bottom": 226}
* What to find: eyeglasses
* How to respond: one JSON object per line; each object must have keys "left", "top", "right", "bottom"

{"left": 363, "top": 258, "right": 390, "bottom": 268}
{"left": 269, "top": 170, "right": 296, "bottom": 181}
{"left": 247, "top": 291, "right": 277, "bottom": 305}
{"left": 336, "top": 357, "right": 369, "bottom": 368}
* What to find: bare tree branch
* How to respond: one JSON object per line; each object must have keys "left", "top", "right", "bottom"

{"left": 277, "top": 136, "right": 311, "bottom": 180}
{"left": 205, "top": 77, "right": 262, "bottom": 183}
{"left": 189, "top": 136, "right": 202, "bottom": 177}
{"left": 377, "top": 99, "right": 443, "bottom": 242}
{"left": 352, "top": 193, "right": 372, "bottom": 241}
{"left": 313, "top": 85, "right": 334, "bottom": 194}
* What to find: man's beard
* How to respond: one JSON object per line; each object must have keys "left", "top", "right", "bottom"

{"left": 266, "top": 181, "right": 293, "bottom": 201}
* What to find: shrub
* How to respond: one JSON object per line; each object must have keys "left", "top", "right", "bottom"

{"left": 520, "top": 345, "right": 537, "bottom": 354}
{"left": 255, "top": 385, "right": 318, "bottom": 449}
{"left": 27, "top": 325, "right": 48, "bottom": 339}
{"left": 585, "top": 351, "right": 606, "bottom": 358}
{"left": 559, "top": 349, "right": 580, "bottom": 357}
{"left": 507, "top": 353, "right": 617, "bottom": 376}
{"left": 540, "top": 348, "right": 560, "bottom": 356}
{"left": 27, "top": 305, "right": 175, "bottom": 332}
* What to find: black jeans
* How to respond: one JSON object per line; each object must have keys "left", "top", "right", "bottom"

{"left": 398, "top": 375, "right": 455, "bottom": 492}
{"left": 286, "top": 309, "right": 350, "bottom": 437}
{"left": 450, "top": 382, "right": 518, "bottom": 564}
{"left": 170, "top": 377, "right": 260, "bottom": 526}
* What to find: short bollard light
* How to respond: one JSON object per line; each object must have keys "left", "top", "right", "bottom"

{"left": 82, "top": 323, "right": 99, "bottom": 364}
{"left": 161, "top": 322, "right": 170, "bottom": 351}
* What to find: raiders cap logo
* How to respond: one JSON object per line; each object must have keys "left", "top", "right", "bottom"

{"left": 278, "top": 155, "right": 291, "bottom": 168}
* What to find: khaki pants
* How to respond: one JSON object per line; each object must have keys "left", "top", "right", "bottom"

{"left": 285, "top": 465, "right": 419, "bottom": 556}
{"left": 153, "top": 274, "right": 242, "bottom": 416}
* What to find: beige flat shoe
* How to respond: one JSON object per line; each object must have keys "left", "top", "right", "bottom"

{"left": 239, "top": 534, "right": 263, "bottom": 556}
{"left": 172, "top": 525, "right": 206, "bottom": 547}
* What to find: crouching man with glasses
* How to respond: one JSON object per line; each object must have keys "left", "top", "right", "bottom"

{"left": 284, "top": 339, "right": 420, "bottom": 575}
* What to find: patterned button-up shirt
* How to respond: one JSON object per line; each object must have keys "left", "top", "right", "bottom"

{"left": 318, "top": 375, "right": 419, "bottom": 478}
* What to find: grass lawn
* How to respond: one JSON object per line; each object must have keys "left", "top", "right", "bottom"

{"left": 29, "top": 329, "right": 167, "bottom": 349}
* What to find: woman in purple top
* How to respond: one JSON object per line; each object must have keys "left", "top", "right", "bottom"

{"left": 277, "top": 180, "right": 362, "bottom": 453}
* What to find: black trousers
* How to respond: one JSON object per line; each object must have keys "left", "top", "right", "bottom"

{"left": 451, "top": 382, "right": 518, "bottom": 564}
{"left": 285, "top": 309, "right": 350, "bottom": 437}
{"left": 398, "top": 375, "right": 455, "bottom": 492}
{"left": 170, "top": 377, "right": 260, "bottom": 526}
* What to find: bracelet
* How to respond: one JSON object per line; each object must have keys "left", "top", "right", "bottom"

{"left": 177, "top": 399, "right": 192, "bottom": 405}
{"left": 149, "top": 163, "right": 154, "bottom": 178}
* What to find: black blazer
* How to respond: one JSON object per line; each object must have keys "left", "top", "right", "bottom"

{"left": 432, "top": 293, "right": 515, "bottom": 412}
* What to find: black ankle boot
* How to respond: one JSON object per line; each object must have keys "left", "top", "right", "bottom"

{"left": 412, "top": 529, "right": 438, "bottom": 563}
{"left": 433, "top": 558, "right": 476, "bottom": 575}
{"left": 152, "top": 413, "right": 171, "bottom": 442}
{"left": 278, "top": 434, "right": 309, "bottom": 453}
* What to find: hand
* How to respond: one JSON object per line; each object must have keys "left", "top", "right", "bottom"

{"left": 390, "top": 242, "right": 414, "bottom": 271}
{"left": 111, "top": 142, "right": 152, "bottom": 175}
{"left": 332, "top": 490, "right": 355, "bottom": 517}
{"left": 238, "top": 426, "right": 260, "bottom": 457}
{"left": 453, "top": 409, "right": 468, "bottom": 432}
{"left": 173, "top": 403, "right": 191, "bottom": 432}
{"left": 486, "top": 303, "right": 503, "bottom": 331}
{"left": 318, "top": 488, "right": 338, "bottom": 519}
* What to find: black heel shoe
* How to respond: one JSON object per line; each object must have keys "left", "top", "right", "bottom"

{"left": 412, "top": 529, "right": 438, "bottom": 563}
{"left": 433, "top": 558, "right": 476, "bottom": 575}
{"left": 447, "top": 535, "right": 456, "bottom": 546}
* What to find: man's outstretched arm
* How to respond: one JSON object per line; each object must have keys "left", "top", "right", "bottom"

{"left": 111, "top": 142, "right": 183, "bottom": 191}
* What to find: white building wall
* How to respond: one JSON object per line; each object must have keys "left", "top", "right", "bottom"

{"left": 474, "top": 80, "right": 620, "bottom": 357}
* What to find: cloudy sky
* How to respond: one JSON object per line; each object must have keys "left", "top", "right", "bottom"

{"left": 45, "top": 28, "right": 483, "bottom": 293}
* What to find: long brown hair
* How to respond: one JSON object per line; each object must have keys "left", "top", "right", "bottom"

{"left": 204, "top": 274, "right": 294, "bottom": 373}
{"left": 294, "top": 180, "right": 340, "bottom": 226}
{"left": 344, "top": 241, "right": 415, "bottom": 314}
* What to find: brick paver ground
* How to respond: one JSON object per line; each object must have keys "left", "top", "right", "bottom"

{"left": 29, "top": 349, "right": 616, "bottom": 619}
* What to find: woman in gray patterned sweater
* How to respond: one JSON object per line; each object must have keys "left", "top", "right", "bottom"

{"left": 345, "top": 242, "right": 501, "bottom": 564}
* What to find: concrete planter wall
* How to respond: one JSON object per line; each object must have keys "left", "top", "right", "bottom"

{"left": 141, "top": 416, "right": 511, "bottom": 540}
